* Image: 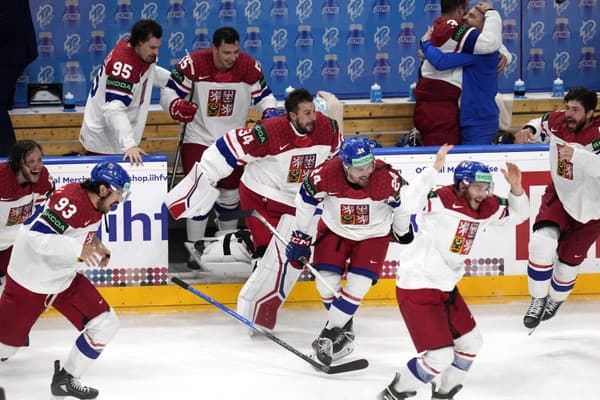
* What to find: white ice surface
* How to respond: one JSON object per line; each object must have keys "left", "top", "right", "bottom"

{"left": 1, "top": 299, "right": 599, "bottom": 400}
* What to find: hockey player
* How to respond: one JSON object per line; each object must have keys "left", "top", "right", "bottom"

{"left": 0, "top": 140, "right": 53, "bottom": 298}
{"left": 79, "top": 19, "right": 170, "bottom": 166}
{"left": 286, "top": 139, "right": 453, "bottom": 366}
{"left": 413, "top": 1, "right": 506, "bottom": 145}
{"left": 164, "top": 88, "right": 342, "bottom": 331}
{"left": 514, "top": 87, "right": 600, "bottom": 329}
{"left": 377, "top": 160, "right": 528, "bottom": 400}
{"left": 0, "top": 161, "right": 131, "bottom": 399}
{"left": 160, "top": 27, "right": 279, "bottom": 266}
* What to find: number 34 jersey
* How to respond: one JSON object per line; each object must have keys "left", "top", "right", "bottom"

{"left": 8, "top": 183, "right": 103, "bottom": 294}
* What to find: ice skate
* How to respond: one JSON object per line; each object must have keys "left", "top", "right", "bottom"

{"left": 183, "top": 241, "right": 205, "bottom": 270}
{"left": 312, "top": 326, "right": 338, "bottom": 366}
{"left": 523, "top": 296, "right": 546, "bottom": 329}
{"left": 377, "top": 373, "right": 417, "bottom": 400}
{"left": 541, "top": 297, "right": 563, "bottom": 321}
{"left": 331, "top": 318, "right": 355, "bottom": 362}
{"left": 431, "top": 382, "right": 463, "bottom": 399}
{"left": 50, "top": 360, "right": 98, "bottom": 399}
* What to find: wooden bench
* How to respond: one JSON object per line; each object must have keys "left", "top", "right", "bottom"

{"left": 10, "top": 96, "right": 591, "bottom": 157}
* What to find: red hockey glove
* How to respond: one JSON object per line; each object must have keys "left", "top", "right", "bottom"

{"left": 169, "top": 98, "right": 198, "bottom": 123}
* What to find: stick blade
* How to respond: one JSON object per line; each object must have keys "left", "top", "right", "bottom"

{"left": 320, "top": 358, "right": 369, "bottom": 374}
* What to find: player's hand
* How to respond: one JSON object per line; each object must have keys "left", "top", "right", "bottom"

{"left": 79, "top": 235, "right": 111, "bottom": 267}
{"left": 123, "top": 146, "right": 147, "bottom": 166}
{"left": 433, "top": 144, "right": 454, "bottom": 172}
{"left": 261, "top": 108, "right": 286, "bottom": 120}
{"left": 501, "top": 162, "right": 524, "bottom": 196}
{"left": 420, "top": 27, "right": 432, "bottom": 45}
{"left": 475, "top": 2, "right": 494, "bottom": 14}
{"left": 169, "top": 98, "right": 198, "bottom": 123}
{"left": 286, "top": 231, "right": 312, "bottom": 270}
{"left": 558, "top": 143, "right": 574, "bottom": 161}
{"left": 513, "top": 127, "right": 536, "bottom": 144}
{"left": 497, "top": 53, "right": 508, "bottom": 75}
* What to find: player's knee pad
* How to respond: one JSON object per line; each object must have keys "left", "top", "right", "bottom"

{"left": 85, "top": 308, "right": 119, "bottom": 345}
{"left": 216, "top": 188, "right": 240, "bottom": 211}
{"left": 419, "top": 346, "right": 455, "bottom": 378}
{"left": 528, "top": 226, "right": 559, "bottom": 266}
{"left": 452, "top": 327, "right": 483, "bottom": 371}
{"left": 0, "top": 342, "right": 19, "bottom": 359}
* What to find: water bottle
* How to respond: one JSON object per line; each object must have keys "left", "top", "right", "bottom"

{"left": 192, "top": 28, "right": 211, "bottom": 51}
{"left": 167, "top": 0, "right": 186, "bottom": 30}
{"left": 346, "top": 24, "right": 365, "bottom": 52}
{"left": 552, "top": 18, "right": 571, "bottom": 42}
{"left": 526, "top": 49, "right": 546, "bottom": 75}
{"left": 370, "top": 83, "right": 382, "bottom": 103}
{"left": 243, "top": 27, "right": 262, "bottom": 58}
{"left": 372, "top": 53, "right": 392, "bottom": 83}
{"left": 270, "top": 56, "right": 289, "bottom": 81}
{"left": 63, "top": 92, "right": 75, "bottom": 111}
{"left": 397, "top": 22, "right": 416, "bottom": 48}
{"left": 552, "top": 77, "right": 564, "bottom": 98}
{"left": 423, "top": 0, "right": 441, "bottom": 20}
{"left": 63, "top": 61, "right": 87, "bottom": 106}
{"left": 14, "top": 70, "right": 31, "bottom": 107}
{"left": 408, "top": 82, "right": 416, "bottom": 102}
{"left": 115, "top": 0, "right": 134, "bottom": 33}
{"left": 321, "top": 0, "right": 340, "bottom": 23}
{"left": 372, "top": 0, "right": 392, "bottom": 23}
{"left": 295, "top": 25, "right": 314, "bottom": 57}
{"left": 502, "top": 19, "right": 519, "bottom": 48}
{"left": 88, "top": 30, "right": 108, "bottom": 65}
{"left": 321, "top": 54, "right": 340, "bottom": 81}
{"left": 38, "top": 32, "right": 56, "bottom": 60}
{"left": 63, "top": 0, "right": 81, "bottom": 31}
{"left": 218, "top": 0, "right": 237, "bottom": 24}
{"left": 270, "top": 0, "right": 289, "bottom": 21}
{"left": 513, "top": 79, "right": 526, "bottom": 98}
{"left": 578, "top": 47, "right": 598, "bottom": 78}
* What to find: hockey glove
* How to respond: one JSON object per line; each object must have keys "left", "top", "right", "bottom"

{"left": 261, "top": 107, "right": 286, "bottom": 120}
{"left": 286, "top": 230, "right": 312, "bottom": 269}
{"left": 169, "top": 98, "right": 198, "bottom": 123}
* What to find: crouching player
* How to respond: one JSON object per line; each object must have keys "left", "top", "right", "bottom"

{"left": 0, "top": 162, "right": 131, "bottom": 399}
{"left": 378, "top": 160, "right": 528, "bottom": 400}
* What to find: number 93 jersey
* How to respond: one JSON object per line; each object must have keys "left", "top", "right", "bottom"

{"left": 8, "top": 183, "right": 103, "bottom": 294}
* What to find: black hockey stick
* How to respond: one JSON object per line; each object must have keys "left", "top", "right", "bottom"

{"left": 218, "top": 210, "right": 342, "bottom": 298}
{"left": 171, "top": 277, "right": 368, "bottom": 374}
{"left": 169, "top": 49, "right": 195, "bottom": 190}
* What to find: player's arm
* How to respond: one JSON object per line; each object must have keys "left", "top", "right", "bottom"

{"left": 247, "top": 59, "right": 278, "bottom": 117}
{"left": 421, "top": 40, "right": 480, "bottom": 70}
{"left": 160, "top": 54, "right": 198, "bottom": 123}
{"left": 153, "top": 65, "right": 171, "bottom": 89}
{"left": 293, "top": 171, "right": 325, "bottom": 234}
{"left": 513, "top": 115, "right": 547, "bottom": 144}
{"left": 462, "top": 6, "right": 502, "bottom": 54}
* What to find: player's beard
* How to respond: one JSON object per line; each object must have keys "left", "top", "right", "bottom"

{"left": 566, "top": 116, "right": 587, "bottom": 133}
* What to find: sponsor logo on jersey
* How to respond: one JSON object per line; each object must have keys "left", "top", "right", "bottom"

{"left": 452, "top": 24, "right": 469, "bottom": 42}
{"left": 340, "top": 204, "right": 370, "bottom": 225}
{"left": 171, "top": 67, "right": 185, "bottom": 84}
{"left": 6, "top": 202, "right": 34, "bottom": 226}
{"left": 253, "top": 124, "right": 268, "bottom": 144}
{"left": 287, "top": 154, "right": 317, "bottom": 183}
{"left": 450, "top": 219, "right": 479, "bottom": 255}
{"left": 106, "top": 77, "right": 133, "bottom": 93}
{"left": 207, "top": 89, "right": 236, "bottom": 117}
{"left": 592, "top": 139, "right": 600, "bottom": 151}
{"left": 303, "top": 180, "right": 317, "bottom": 196}
{"left": 41, "top": 208, "right": 68, "bottom": 234}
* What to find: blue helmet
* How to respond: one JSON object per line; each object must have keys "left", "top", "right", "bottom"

{"left": 91, "top": 162, "right": 131, "bottom": 192}
{"left": 339, "top": 137, "right": 375, "bottom": 167}
{"left": 454, "top": 161, "right": 493, "bottom": 190}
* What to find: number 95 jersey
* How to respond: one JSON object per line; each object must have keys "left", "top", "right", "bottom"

{"left": 8, "top": 183, "right": 103, "bottom": 294}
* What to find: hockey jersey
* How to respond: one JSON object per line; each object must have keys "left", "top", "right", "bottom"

{"left": 525, "top": 111, "right": 600, "bottom": 223}
{"left": 0, "top": 163, "right": 53, "bottom": 251}
{"left": 80, "top": 40, "right": 169, "bottom": 154}
{"left": 395, "top": 183, "right": 529, "bottom": 292}
{"left": 160, "top": 49, "right": 277, "bottom": 147}
{"left": 201, "top": 112, "right": 342, "bottom": 207}
{"left": 8, "top": 183, "right": 103, "bottom": 294}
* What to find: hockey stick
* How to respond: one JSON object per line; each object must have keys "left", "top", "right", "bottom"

{"left": 219, "top": 210, "right": 342, "bottom": 299}
{"left": 169, "top": 49, "right": 195, "bottom": 190}
{"left": 171, "top": 277, "right": 368, "bottom": 374}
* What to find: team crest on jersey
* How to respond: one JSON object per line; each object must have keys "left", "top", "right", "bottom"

{"left": 288, "top": 154, "right": 317, "bottom": 183}
{"left": 450, "top": 220, "right": 479, "bottom": 254}
{"left": 6, "top": 203, "right": 34, "bottom": 226}
{"left": 207, "top": 89, "right": 236, "bottom": 117}
{"left": 340, "top": 204, "right": 370, "bottom": 225}
{"left": 556, "top": 143, "right": 574, "bottom": 179}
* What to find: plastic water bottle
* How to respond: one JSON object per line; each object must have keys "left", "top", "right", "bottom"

{"left": 295, "top": 25, "right": 314, "bottom": 57}
{"left": 63, "top": 61, "right": 87, "bottom": 106}
{"left": 552, "top": 18, "right": 571, "bottom": 42}
{"left": 321, "top": 0, "right": 340, "bottom": 23}
{"left": 63, "top": 92, "right": 75, "bottom": 111}
{"left": 502, "top": 19, "right": 519, "bottom": 47}
{"left": 192, "top": 28, "right": 211, "bottom": 51}
{"left": 370, "top": 83, "right": 382, "bottom": 103}
{"left": 63, "top": 0, "right": 81, "bottom": 31}
{"left": 244, "top": 27, "right": 262, "bottom": 58}
{"left": 514, "top": 79, "right": 526, "bottom": 98}
{"left": 552, "top": 77, "right": 564, "bottom": 98}
{"left": 372, "top": 53, "right": 392, "bottom": 82}
{"left": 88, "top": 30, "right": 108, "bottom": 65}
{"left": 38, "top": 32, "right": 55, "bottom": 59}
{"left": 408, "top": 82, "right": 416, "bottom": 102}
{"left": 115, "top": 0, "right": 134, "bottom": 32}
{"left": 218, "top": 0, "right": 237, "bottom": 24}
{"left": 526, "top": 49, "right": 546, "bottom": 75}
{"left": 423, "top": 0, "right": 441, "bottom": 19}
{"left": 167, "top": 0, "right": 186, "bottom": 30}
{"left": 397, "top": 22, "right": 416, "bottom": 47}
{"left": 578, "top": 47, "right": 597, "bottom": 70}
{"left": 372, "top": 0, "right": 392, "bottom": 23}
{"left": 270, "top": 56, "right": 289, "bottom": 81}
{"left": 346, "top": 24, "right": 366, "bottom": 50}
{"left": 270, "top": 0, "right": 289, "bottom": 21}
{"left": 321, "top": 54, "right": 340, "bottom": 81}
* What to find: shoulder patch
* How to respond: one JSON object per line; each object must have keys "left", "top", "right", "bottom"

{"left": 592, "top": 139, "right": 600, "bottom": 151}
{"left": 541, "top": 112, "right": 551, "bottom": 123}
{"left": 170, "top": 67, "right": 185, "bottom": 85}
{"left": 253, "top": 123, "right": 268, "bottom": 144}
{"left": 452, "top": 24, "right": 469, "bottom": 42}
{"left": 427, "top": 191, "right": 438, "bottom": 199}
{"left": 41, "top": 208, "right": 68, "bottom": 234}
{"left": 106, "top": 76, "right": 133, "bottom": 93}
{"left": 496, "top": 196, "right": 508, "bottom": 205}
{"left": 303, "top": 178, "right": 318, "bottom": 196}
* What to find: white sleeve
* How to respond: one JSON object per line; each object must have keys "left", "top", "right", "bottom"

{"left": 293, "top": 190, "right": 320, "bottom": 234}
{"left": 199, "top": 141, "right": 236, "bottom": 184}
{"left": 499, "top": 44, "right": 512, "bottom": 64}
{"left": 392, "top": 167, "right": 438, "bottom": 234}
{"left": 255, "top": 93, "right": 278, "bottom": 116}
{"left": 160, "top": 85, "right": 179, "bottom": 113}
{"left": 472, "top": 10, "right": 502, "bottom": 54}
{"left": 505, "top": 191, "right": 530, "bottom": 226}
{"left": 523, "top": 117, "right": 546, "bottom": 142}
{"left": 153, "top": 66, "right": 171, "bottom": 89}
{"left": 103, "top": 100, "right": 136, "bottom": 152}
{"left": 27, "top": 230, "right": 81, "bottom": 265}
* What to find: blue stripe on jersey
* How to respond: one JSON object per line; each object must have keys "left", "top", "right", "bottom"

{"left": 166, "top": 79, "right": 188, "bottom": 98}
{"left": 461, "top": 30, "right": 478, "bottom": 54}
{"left": 106, "top": 92, "right": 132, "bottom": 107}
{"left": 215, "top": 137, "right": 239, "bottom": 169}
{"left": 299, "top": 186, "right": 320, "bottom": 206}
{"left": 253, "top": 87, "right": 274, "bottom": 106}
{"left": 76, "top": 333, "right": 101, "bottom": 359}
{"left": 527, "top": 265, "right": 553, "bottom": 281}
{"left": 30, "top": 221, "right": 58, "bottom": 234}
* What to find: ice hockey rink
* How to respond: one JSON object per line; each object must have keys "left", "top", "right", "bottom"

{"left": 2, "top": 298, "right": 599, "bottom": 400}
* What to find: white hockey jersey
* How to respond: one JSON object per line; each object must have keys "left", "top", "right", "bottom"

{"left": 395, "top": 183, "right": 529, "bottom": 292}
{"left": 160, "top": 49, "right": 277, "bottom": 147}
{"left": 8, "top": 183, "right": 103, "bottom": 294}
{"left": 0, "top": 163, "right": 53, "bottom": 251}
{"left": 80, "top": 40, "right": 169, "bottom": 154}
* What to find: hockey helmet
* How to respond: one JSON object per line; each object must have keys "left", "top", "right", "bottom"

{"left": 339, "top": 137, "right": 375, "bottom": 168}
{"left": 453, "top": 161, "right": 493, "bottom": 192}
{"left": 91, "top": 161, "right": 131, "bottom": 196}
